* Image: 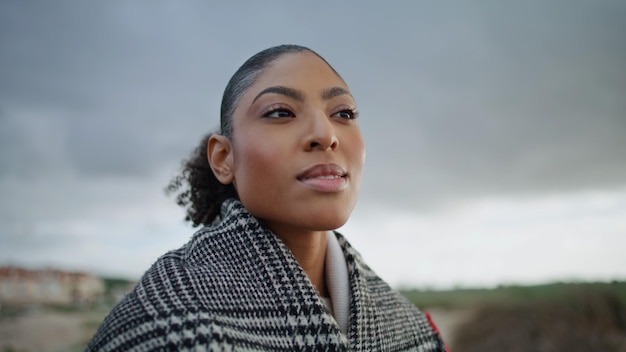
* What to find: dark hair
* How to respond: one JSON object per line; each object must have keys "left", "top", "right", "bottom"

{"left": 165, "top": 132, "right": 238, "bottom": 226}
{"left": 167, "top": 44, "right": 340, "bottom": 227}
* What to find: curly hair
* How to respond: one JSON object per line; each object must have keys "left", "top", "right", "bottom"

{"left": 165, "top": 133, "right": 237, "bottom": 227}
{"left": 167, "top": 44, "right": 341, "bottom": 227}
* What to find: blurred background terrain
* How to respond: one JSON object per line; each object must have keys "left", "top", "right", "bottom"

{"left": 1, "top": 1, "right": 625, "bottom": 350}
{"left": 1, "top": 267, "right": 624, "bottom": 351}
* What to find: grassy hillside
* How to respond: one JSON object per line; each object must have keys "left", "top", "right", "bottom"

{"left": 401, "top": 281, "right": 626, "bottom": 309}
{"left": 402, "top": 281, "right": 626, "bottom": 351}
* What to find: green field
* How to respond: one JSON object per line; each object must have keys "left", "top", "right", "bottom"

{"left": 401, "top": 280, "right": 626, "bottom": 309}
{"left": 3, "top": 280, "right": 624, "bottom": 351}
{"left": 402, "top": 281, "right": 626, "bottom": 351}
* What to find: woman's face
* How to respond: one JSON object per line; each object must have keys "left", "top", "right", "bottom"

{"left": 229, "top": 52, "right": 365, "bottom": 236}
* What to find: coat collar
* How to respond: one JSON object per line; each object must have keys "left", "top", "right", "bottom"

{"left": 184, "top": 199, "right": 350, "bottom": 345}
{"left": 182, "top": 199, "right": 436, "bottom": 350}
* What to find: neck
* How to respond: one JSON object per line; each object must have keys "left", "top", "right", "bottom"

{"left": 270, "top": 227, "right": 329, "bottom": 297}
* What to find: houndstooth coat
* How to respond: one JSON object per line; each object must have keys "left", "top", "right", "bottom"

{"left": 86, "top": 199, "right": 447, "bottom": 351}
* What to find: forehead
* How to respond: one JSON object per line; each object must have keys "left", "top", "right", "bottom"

{"left": 248, "top": 52, "right": 348, "bottom": 97}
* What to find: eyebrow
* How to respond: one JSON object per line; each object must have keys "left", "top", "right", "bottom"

{"left": 321, "top": 86, "right": 352, "bottom": 100}
{"left": 252, "top": 86, "right": 304, "bottom": 104}
{"left": 252, "top": 85, "right": 352, "bottom": 104}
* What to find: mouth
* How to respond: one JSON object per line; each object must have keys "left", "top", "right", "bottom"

{"left": 297, "top": 163, "right": 348, "bottom": 192}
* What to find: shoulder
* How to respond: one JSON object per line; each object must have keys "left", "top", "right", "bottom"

{"left": 86, "top": 203, "right": 274, "bottom": 351}
{"left": 103, "top": 220, "right": 248, "bottom": 314}
{"left": 85, "top": 291, "right": 229, "bottom": 351}
{"left": 85, "top": 241, "right": 236, "bottom": 351}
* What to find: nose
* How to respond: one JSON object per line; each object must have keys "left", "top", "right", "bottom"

{"left": 303, "top": 113, "right": 338, "bottom": 151}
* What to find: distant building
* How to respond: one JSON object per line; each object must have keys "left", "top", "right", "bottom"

{"left": 0, "top": 266, "right": 105, "bottom": 306}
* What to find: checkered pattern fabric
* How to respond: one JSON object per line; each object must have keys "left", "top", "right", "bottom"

{"left": 86, "top": 199, "right": 446, "bottom": 351}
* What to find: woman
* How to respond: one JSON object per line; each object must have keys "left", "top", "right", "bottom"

{"left": 86, "top": 45, "right": 447, "bottom": 351}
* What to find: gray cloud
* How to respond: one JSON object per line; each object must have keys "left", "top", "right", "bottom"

{"left": 349, "top": 2, "right": 626, "bottom": 208}
{"left": 1, "top": 1, "right": 625, "bottom": 278}
{"left": 2, "top": 1, "right": 623, "bottom": 189}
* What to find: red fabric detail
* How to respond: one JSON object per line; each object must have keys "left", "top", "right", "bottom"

{"left": 425, "top": 311, "right": 451, "bottom": 352}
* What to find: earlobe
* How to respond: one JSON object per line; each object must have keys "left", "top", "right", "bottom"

{"left": 207, "top": 135, "right": 235, "bottom": 185}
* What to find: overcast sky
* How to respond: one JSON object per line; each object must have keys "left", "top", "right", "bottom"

{"left": 1, "top": 1, "right": 625, "bottom": 288}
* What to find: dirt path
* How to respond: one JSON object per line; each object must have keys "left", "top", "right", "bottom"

{"left": 0, "top": 309, "right": 106, "bottom": 352}
{"left": 0, "top": 307, "right": 474, "bottom": 351}
{"left": 426, "top": 307, "right": 476, "bottom": 347}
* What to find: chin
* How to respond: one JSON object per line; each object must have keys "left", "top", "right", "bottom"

{"left": 305, "top": 209, "right": 352, "bottom": 231}
{"left": 323, "top": 200, "right": 359, "bottom": 228}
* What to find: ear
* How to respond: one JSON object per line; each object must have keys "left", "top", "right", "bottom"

{"left": 208, "top": 134, "right": 235, "bottom": 185}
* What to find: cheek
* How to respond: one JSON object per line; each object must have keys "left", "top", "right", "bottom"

{"left": 240, "top": 140, "right": 283, "bottom": 169}
{"left": 231, "top": 139, "right": 291, "bottom": 220}
{"left": 232, "top": 139, "right": 284, "bottom": 193}
{"left": 348, "top": 132, "right": 366, "bottom": 176}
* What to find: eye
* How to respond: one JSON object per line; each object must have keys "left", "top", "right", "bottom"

{"left": 262, "top": 108, "right": 295, "bottom": 119}
{"left": 333, "top": 109, "right": 359, "bottom": 120}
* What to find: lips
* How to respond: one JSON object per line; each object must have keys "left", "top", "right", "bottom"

{"left": 297, "top": 163, "right": 348, "bottom": 192}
